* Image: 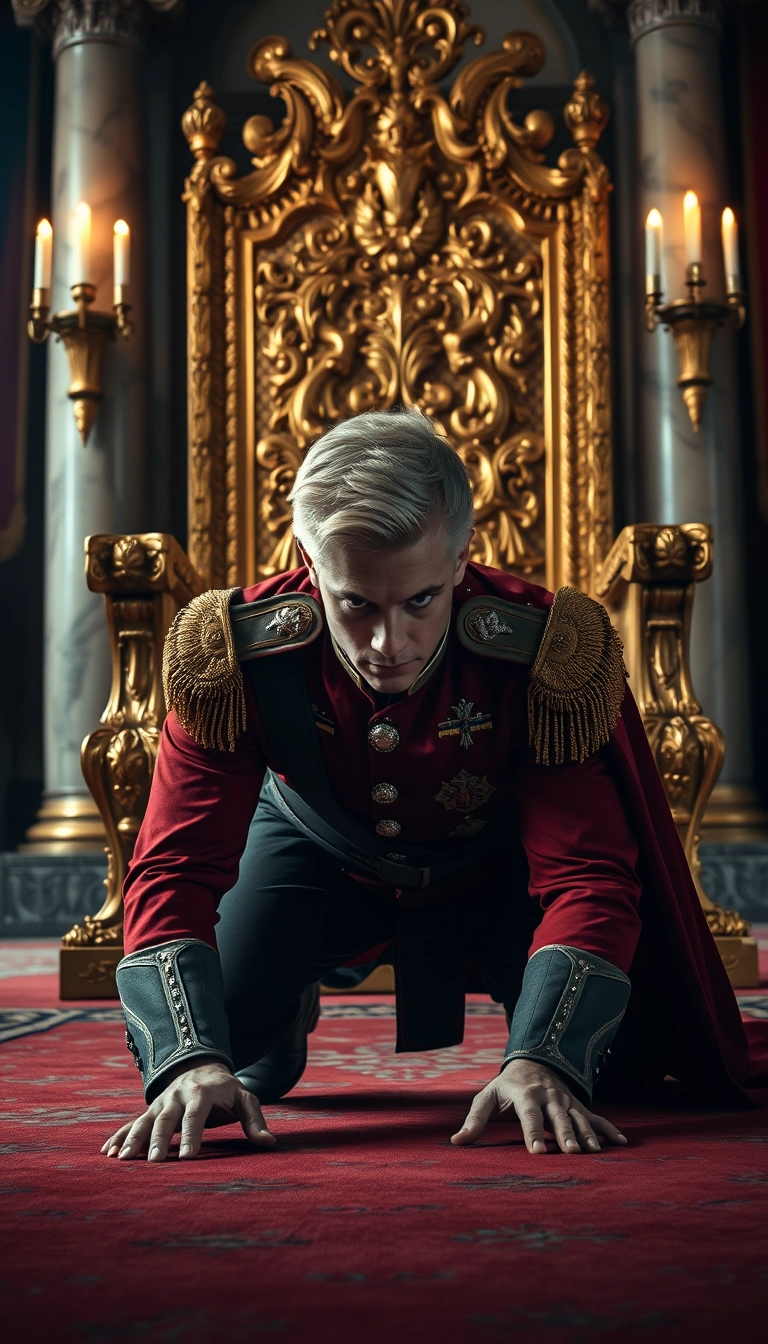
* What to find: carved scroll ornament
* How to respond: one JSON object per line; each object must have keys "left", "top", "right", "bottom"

{"left": 183, "top": 1, "right": 613, "bottom": 594}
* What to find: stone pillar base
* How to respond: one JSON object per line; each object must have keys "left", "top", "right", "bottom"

{"left": 702, "top": 784, "right": 768, "bottom": 842}
{"left": 21, "top": 792, "right": 107, "bottom": 854}
{"left": 60, "top": 945, "right": 122, "bottom": 999}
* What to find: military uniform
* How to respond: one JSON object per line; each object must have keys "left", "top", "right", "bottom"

{"left": 115, "top": 562, "right": 768, "bottom": 1110}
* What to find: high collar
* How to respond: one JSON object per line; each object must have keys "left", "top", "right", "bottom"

{"left": 330, "top": 619, "right": 451, "bottom": 700}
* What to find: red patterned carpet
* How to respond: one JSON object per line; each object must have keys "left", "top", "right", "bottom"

{"left": 2, "top": 942, "right": 768, "bottom": 1344}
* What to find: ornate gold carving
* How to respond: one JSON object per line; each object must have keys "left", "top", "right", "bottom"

{"left": 182, "top": 80, "right": 227, "bottom": 163}
{"left": 183, "top": 2, "right": 613, "bottom": 594}
{"left": 182, "top": 84, "right": 229, "bottom": 588}
{"left": 60, "top": 536, "right": 204, "bottom": 973}
{"left": 597, "top": 524, "right": 756, "bottom": 981}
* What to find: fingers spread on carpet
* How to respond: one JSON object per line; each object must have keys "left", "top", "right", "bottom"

{"left": 585, "top": 1106, "right": 628, "bottom": 1147}
{"left": 178, "top": 1092, "right": 214, "bottom": 1158}
{"left": 514, "top": 1102, "right": 548, "bottom": 1155}
{"left": 148, "top": 1101, "right": 184, "bottom": 1162}
{"left": 118, "top": 1109, "right": 158, "bottom": 1160}
{"left": 567, "top": 1106, "right": 602, "bottom": 1152}
{"left": 233, "top": 1088, "right": 276, "bottom": 1148}
{"left": 544, "top": 1100, "right": 582, "bottom": 1153}
{"left": 450, "top": 1083, "right": 497, "bottom": 1145}
{"left": 101, "top": 1121, "right": 134, "bottom": 1158}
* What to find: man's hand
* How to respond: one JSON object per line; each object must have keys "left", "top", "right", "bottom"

{"left": 100, "top": 1061, "right": 276, "bottom": 1162}
{"left": 451, "top": 1058, "right": 627, "bottom": 1155}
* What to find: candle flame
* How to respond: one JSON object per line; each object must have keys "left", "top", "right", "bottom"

{"left": 722, "top": 206, "right": 735, "bottom": 226}
{"left": 36, "top": 218, "right": 52, "bottom": 238}
{"left": 646, "top": 208, "right": 663, "bottom": 228}
{"left": 73, "top": 200, "right": 91, "bottom": 221}
{"left": 114, "top": 219, "right": 130, "bottom": 236}
{"left": 684, "top": 191, "right": 699, "bottom": 211}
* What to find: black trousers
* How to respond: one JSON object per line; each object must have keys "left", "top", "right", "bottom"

{"left": 216, "top": 785, "right": 541, "bottom": 1072}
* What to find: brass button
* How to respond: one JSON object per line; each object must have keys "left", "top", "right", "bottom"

{"left": 368, "top": 720, "right": 399, "bottom": 753}
{"left": 371, "top": 782, "right": 398, "bottom": 804}
{"left": 375, "top": 819, "right": 401, "bottom": 838}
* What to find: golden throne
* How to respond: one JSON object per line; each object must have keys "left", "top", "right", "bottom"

{"left": 60, "top": 0, "right": 755, "bottom": 996}
{"left": 181, "top": 5, "right": 612, "bottom": 595}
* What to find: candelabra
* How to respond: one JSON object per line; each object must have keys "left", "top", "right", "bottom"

{"left": 27, "top": 209, "right": 133, "bottom": 446}
{"left": 645, "top": 196, "right": 746, "bottom": 432}
{"left": 28, "top": 283, "right": 132, "bottom": 446}
{"left": 645, "top": 264, "right": 745, "bottom": 433}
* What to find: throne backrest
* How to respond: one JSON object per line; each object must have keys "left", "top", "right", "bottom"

{"left": 182, "top": 0, "right": 613, "bottom": 595}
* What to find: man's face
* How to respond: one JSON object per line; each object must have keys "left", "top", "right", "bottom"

{"left": 299, "top": 526, "right": 472, "bottom": 696}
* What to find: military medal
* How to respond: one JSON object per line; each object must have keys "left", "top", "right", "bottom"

{"left": 438, "top": 698, "right": 492, "bottom": 749}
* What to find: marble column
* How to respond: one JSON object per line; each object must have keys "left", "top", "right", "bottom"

{"left": 14, "top": 0, "right": 159, "bottom": 850}
{"left": 629, "top": 0, "right": 763, "bottom": 834}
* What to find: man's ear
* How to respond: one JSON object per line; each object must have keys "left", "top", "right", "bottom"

{"left": 296, "top": 539, "right": 319, "bottom": 588}
{"left": 453, "top": 529, "right": 475, "bottom": 587}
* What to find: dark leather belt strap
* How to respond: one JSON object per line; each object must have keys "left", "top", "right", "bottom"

{"left": 245, "top": 652, "right": 490, "bottom": 890}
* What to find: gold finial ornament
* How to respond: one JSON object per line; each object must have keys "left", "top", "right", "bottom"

{"left": 564, "top": 71, "right": 610, "bottom": 152}
{"left": 181, "top": 81, "right": 227, "bottom": 162}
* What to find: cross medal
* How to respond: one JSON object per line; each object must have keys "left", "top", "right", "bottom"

{"left": 438, "top": 698, "right": 493, "bottom": 749}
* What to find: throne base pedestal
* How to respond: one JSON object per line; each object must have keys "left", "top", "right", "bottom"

{"left": 59, "top": 945, "right": 122, "bottom": 999}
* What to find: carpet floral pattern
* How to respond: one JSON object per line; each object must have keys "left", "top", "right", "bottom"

{"left": 1, "top": 945, "right": 767, "bottom": 1343}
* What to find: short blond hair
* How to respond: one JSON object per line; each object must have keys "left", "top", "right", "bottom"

{"left": 289, "top": 408, "right": 474, "bottom": 561}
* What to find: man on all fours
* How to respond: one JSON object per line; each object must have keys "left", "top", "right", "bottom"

{"left": 103, "top": 409, "right": 764, "bottom": 1165}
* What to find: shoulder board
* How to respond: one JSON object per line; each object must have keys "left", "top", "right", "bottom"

{"left": 163, "top": 589, "right": 322, "bottom": 752}
{"left": 457, "top": 596, "right": 548, "bottom": 664}
{"left": 229, "top": 593, "right": 323, "bottom": 661}
{"left": 458, "top": 588, "right": 627, "bottom": 766}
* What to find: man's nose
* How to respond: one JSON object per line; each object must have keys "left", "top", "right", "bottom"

{"left": 370, "top": 614, "right": 408, "bottom": 660}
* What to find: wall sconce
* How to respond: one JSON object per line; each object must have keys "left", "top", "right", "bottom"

{"left": 645, "top": 194, "right": 745, "bottom": 432}
{"left": 27, "top": 204, "right": 133, "bottom": 446}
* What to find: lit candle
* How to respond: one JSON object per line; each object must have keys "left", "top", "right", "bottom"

{"left": 721, "top": 207, "right": 740, "bottom": 292}
{"left": 70, "top": 200, "right": 91, "bottom": 284}
{"left": 113, "top": 219, "right": 130, "bottom": 292}
{"left": 645, "top": 208, "right": 663, "bottom": 294}
{"left": 683, "top": 190, "right": 701, "bottom": 268}
{"left": 33, "top": 218, "right": 52, "bottom": 291}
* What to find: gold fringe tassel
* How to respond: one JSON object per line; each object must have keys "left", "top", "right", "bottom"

{"left": 528, "top": 587, "right": 627, "bottom": 766}
{"left": 162, "top": 588, "right": 246, "bottom": 751}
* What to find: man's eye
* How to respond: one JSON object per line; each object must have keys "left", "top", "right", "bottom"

{"left": 343, "top": 598, "right": 368, "bottom": 610}
{"left": 409, "top": 594, "right": 433, "bottom": 609}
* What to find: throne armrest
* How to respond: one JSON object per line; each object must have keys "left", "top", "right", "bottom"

{"left": 596, "top": 524, "right": 757, "bottom": 988}
{"left": 59, "top": 535, "right": 205, "bottom": 999}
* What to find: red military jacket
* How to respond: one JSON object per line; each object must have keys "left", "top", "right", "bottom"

{"left": 124, "top": 561, "right": 643, "bottom": 975}
{"left": 123, "top": 561, "right": 768, "bottom": 1102}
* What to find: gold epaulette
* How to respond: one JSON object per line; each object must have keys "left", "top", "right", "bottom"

{"left": 162, "top": 591, "right": 323, "bottom": 751}
{"left": 457, "top": 587, "right": 627, "bottom": 765}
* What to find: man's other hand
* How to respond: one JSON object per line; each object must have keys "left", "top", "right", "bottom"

{"left": 100, "top": 1061, "right": 276, "bottom": 1162}
{"left": 451, "top": 1058, "right": 628, "bottom": 1155}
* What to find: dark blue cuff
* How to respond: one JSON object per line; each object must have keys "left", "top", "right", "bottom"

{"left": 501, "top": 944, "right": 631, "bottom": 1104}
{"left": 116, "top": 939, "right": 233, "bottom": 1103}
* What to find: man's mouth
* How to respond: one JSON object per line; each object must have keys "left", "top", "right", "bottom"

{"left": 365, "top": 660, "right": 416, "bottom": 677}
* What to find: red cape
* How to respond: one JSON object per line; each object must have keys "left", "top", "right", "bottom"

{"left": 607, "top": 690, "right": 768, "bottom": 1106}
